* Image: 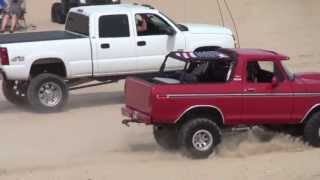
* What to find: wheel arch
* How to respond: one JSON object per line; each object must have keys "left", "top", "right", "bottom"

{"left": 30, "top": 58, "right": 67, "bottom": 78}
{"left": 175, "top": 105, "right": 225, "bottom": 127}
{"left": 301, "top": 103, "right": 320, "bottom": 124}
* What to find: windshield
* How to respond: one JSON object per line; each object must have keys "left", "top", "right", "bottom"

{"left": 281, "top": 61, "right": 294, "bottom": 80}
{"left": 65, "top": 12, "right": 89, "bottom": 36}
{"left": 160, "top": 12, "right": 188, "bottom": 31}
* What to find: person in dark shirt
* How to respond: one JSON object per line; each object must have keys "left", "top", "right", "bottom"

{"left": 0, "top": 0, "right": 6, "bottom": 10}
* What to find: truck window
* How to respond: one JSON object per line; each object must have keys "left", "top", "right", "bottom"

{"left": 99, "top": 15, "right": 130, "bottom": 38}
{"left": 66, "top": 12, "right": 89, "bottom": 36}
{"left": 180, "top": 61, "right": 233, "bottom": 84}
{"left": 135, "top": 13, "right": 172, "bottom": 36}
{"left": 246, "top": 61, "right": 284, "bottom": 83}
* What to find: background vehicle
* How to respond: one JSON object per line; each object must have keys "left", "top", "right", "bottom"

{"left": 122, "top": 49, "right": 320, "bottom": 159}
{"left": 51, "top": 0, "right": 121, "bottom": 24}
{"left": 0, "top": 4, "right": 235, "bottom": 112}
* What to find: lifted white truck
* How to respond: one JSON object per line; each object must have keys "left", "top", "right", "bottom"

{"left": 0, "top": 4, "right": 236, "bottom": 112}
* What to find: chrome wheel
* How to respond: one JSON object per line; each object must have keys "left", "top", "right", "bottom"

{"left": 192, "top": 129, "right": 213, "bottom": 152}
{"left": 38, "top": 82, "right": 62, "bottom": 107}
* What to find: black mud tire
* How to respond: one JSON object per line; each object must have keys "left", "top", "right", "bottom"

{"left": 51, "top": 2, "right": 60, "bottom": 23}
{"left": 27, "top": 73, "right": 68, "bottom": 113}
{"left": 178, "top": 118, "right": 222, "bottom": 159}
{"left": 153, "top": 126, "right": 179, "bottom": 150}
{"left": 55, "top": 3, "right": 66, "bottom": 24}
{"left": 303, "top": 112, "right": 320, "bottom": 147}
{"left": 2, "top": 80, "right": 27, "bottom": 106}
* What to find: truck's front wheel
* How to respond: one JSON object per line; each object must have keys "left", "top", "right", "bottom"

{"left": 27, "top": 73, "right": 68, "bottom": 112}
{"left": 303, "top": 112, "right": 320, "bottom": 147}
{"left": 2, "top": 80, "right": 27, "bottom": 105}
{"left": 153, "top": 126, "right": 179, "bottom": 150}
{"left": 178, "top": 118, "right": 222, "bottom": 159}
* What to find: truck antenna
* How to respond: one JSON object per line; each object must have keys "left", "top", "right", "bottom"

{"left": 183, "top": 0, "right": 187, "bottom": 22}
{"left": 216, "top": 0, "right": 225, "bottom": 27}
{"left": 223, "top": 0, "right": 241, "bottom": 48}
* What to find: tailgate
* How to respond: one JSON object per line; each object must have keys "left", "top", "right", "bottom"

{"left": 125, "top": 77, "right": 154, "bottom": 114}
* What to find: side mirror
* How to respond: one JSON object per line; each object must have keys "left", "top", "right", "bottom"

{"left": 271, "top": 76, "right": 279, "bottom": 87}
{"left": 163, "top": 27, "right": 176, "bottom": 36}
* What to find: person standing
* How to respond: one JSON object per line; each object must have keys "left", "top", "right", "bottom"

{"left": 0, "top": 0, "right": 24, "bottom": 33}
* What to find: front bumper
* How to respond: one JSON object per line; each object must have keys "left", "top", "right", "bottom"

{"left": 121, "top": 106, "right": 151, "bottom": 126}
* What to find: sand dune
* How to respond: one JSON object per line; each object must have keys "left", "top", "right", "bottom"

{"left": 1, "top": 0, "right": 320, "bottom": 179}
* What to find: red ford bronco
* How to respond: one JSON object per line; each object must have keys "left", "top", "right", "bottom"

{"left": 122, "top": 49, "right": 320, "bottom": 159}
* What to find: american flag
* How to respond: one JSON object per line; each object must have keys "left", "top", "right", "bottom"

{"left": 173, "top": 51, "right": 229, "bottom": 61}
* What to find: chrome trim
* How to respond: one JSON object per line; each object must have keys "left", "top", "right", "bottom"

{"left": 167, "top": 92, "right": 320, "bottom": 98}
{"left": 300, "top": 103, "right": 320, "bottom": 123}
{"left": 294, "top": 93, "right": 320, "bottom": 97}
{"left": 175, "top": 105, "right": 225, "bottom": 124}
{"left": 168, "top": 94, "right": 242, "bottom": 98}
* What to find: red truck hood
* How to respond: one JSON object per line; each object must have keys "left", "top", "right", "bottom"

{"left": 295, "top": 72, "right": 320, "bottom": 84}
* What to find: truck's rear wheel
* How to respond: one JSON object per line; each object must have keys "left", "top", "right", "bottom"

{"left": 27, "top": 73, "right": 68, "bottom": 112}
{"left": 178, "top": 118, "right": 221, "bottom": 159}
{"left": 2, "top": 80, "right": 27, "bottom": 105}
{"left": 303, "top": 112, "right": 320, "bottom": 147}
{"left": 153, "top": 126, "right": 179, "bottom": 150}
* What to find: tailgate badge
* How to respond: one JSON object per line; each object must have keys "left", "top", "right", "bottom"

{"left": 12, "top": 56, "right": 24, "bottom": 62}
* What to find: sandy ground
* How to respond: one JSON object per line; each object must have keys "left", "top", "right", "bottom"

{"left": 1, "top": 0, "right": 320, "bottom": 179}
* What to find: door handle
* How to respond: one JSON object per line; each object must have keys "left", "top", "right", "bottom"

{"left": 101, "top": 43, "right": 110, "bottom": 49}
{"left": 137, "top": 41, "right": 146, "bottom": 46}
{"left": 245, "top": 88, "right": 256, "bottom": 92}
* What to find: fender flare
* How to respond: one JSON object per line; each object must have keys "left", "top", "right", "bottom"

{"left": 26, "top": 52, "right": 70, "bottom": 78}
{"left": 301, "top": 103, "right": 320, "bottom": 123}
{"left": 175, "top": 105, "right": 225, "bottom": 125}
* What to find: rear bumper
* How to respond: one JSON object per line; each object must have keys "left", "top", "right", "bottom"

{"left": 121, "top": 106, "right": 152, "bottom": 125}
{"left": 0, "top": 65, "right": 29, "bottom": 80}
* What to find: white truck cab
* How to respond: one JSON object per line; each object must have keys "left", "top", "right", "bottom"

{"left": 67, "top": 4, "right": 235, "bottom": 76}
{"left": 0, "top": 4, "right": 236, "bottom": 112}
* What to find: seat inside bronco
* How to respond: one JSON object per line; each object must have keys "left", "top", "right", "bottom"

{"left": 180, "top": 60, "right": 233, "bottom": 83}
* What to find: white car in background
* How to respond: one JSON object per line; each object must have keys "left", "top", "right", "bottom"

{"left": 0, "top": 4, "right": 236, "bottom": 112}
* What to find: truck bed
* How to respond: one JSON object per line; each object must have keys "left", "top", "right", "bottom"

{"left": 0, "top": 31, "right": 85, "bottom": 44}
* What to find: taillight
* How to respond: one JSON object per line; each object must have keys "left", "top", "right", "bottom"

{"left": 0, "top": 48, "right": 9, "bottom": 65}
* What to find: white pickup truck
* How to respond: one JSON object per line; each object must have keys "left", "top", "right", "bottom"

{"left": 0, "top": 4, "right": 236, "bottom": 112}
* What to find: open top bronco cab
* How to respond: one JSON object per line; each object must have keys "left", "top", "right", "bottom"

{"left": 122, "top": 48, "right": 320, "bottom": 159}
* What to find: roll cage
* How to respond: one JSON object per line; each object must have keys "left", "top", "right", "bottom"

{"left": 159, "top": 50, "right": 235, "bottom": 83}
